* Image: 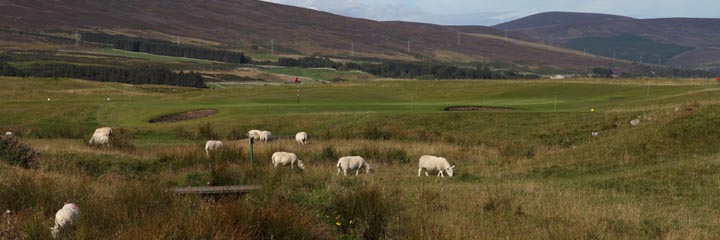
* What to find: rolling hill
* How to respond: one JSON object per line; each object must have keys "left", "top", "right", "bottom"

{"left": 0, "top": 0, "right": 639, "bottom": 73}
{"left": 495, "top": 11, "right": 635, "bottom": 30}
{"left": 495, "top": 12, "right": 720, "bottom": 70}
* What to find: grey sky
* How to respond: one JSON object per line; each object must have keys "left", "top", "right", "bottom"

{"left": 262, "top": 0, "right": 720, "bottom": 26}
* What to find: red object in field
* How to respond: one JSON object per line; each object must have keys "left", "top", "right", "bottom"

{"left": 294, "top": 76, "right": 299, "bottom": 83}
{"left": 716, "top": 77, "right": 720, "bottom": 81}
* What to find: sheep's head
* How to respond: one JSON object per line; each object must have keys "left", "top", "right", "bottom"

{"left": 297, "top": 160, "right": 305, "bottom": 170}
{"left": 365, "top": 164, "right": 371, "bottom": 173}
{"left": 446, "top": 165, "right": 455, "bottom": 177}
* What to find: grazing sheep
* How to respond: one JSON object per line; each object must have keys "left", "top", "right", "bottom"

{"left": 418, "top": 155, "right": 455, "bottom": 177}
{"left": 93, "top": 127, "right": 112, "bottom": 136}
{"left": 591, "top": 131, "right": 599, "bottom": 137}
{"left": 88, "top": 133, "right": 109, "bottom": 146}
{"left": 4, "top": 131, "right": 12, "bottom": 136}
{"left": 88, "top": 127, "right": 112, "bottom": 146}
{"left": 248, "top": 129, "right": 261, "bottom": 140}
{"left": 336, "top": 156, "right": 371, "bottom": 176}
{"left": 205, "top": 140, "right": 224, "bottom": 157}
{"left": 295, "top": 132, "right": 308, "bottom": 145}
{"left": 630, "top": 119, "right": 640, "bottom": 126}
{"left": 51, "top": 203, "right": 80, "bottom": 239}
{"left": 271, "top": 151, "right": 305, "bottom": 170}
{"left": 258, "top": 131, "right": 272, "bottom": 144}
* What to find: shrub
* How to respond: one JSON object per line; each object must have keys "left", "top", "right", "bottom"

{"left": 0, "top": 135, "right": 40, "bottom": 169}
{"left": 108, "top": 127, "right": 135, "bottom": 151}
{"left": 329, "top": 184, "right": 392, "bottom": 239}
{"left": 363, "top": 126, "right": 391, "bottom": 140}
{"left": 197, "top": 122, "right": 218, "bottom": 140}
{"left": 322, "top": 145, "right": 338, "bottom": 162}
{"left": 173, "top": 126, "right": 193, "bottom": 140}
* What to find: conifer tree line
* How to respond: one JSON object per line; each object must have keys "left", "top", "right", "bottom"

{"left": 278, "top": 56, "right": 540, "bottom": 79}
{"left": 0, "top": 62, "right": 206, "bottom": 88}
{"left": 81, "top": 32, "right": 250, "bottom": 64}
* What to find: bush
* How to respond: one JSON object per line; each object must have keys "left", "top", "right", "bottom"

{"left": 108, "top": 127, "right": 135, "bottom": 151}
{"left": 197, "top": 122, "right": 218, "bottom": 140}
{"left": 322, "top": 145, "right": 339, "bottom": 162}
{"left": 329, "top": 184, "right": 392, "bottom": 239}
{"left": 0, "top": 135, "right": 40, "bottom": 169}
{"left": 363, "top": 126, "right": 391, "bottom": 140}
{"left": 173, "top": 126, "right": 193, "bottom": 140}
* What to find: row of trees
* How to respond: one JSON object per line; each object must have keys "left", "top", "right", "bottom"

{"left": 0, "top": 62, "right": 206, "bottom": 88}
{"left": 82, "top": 32, "right": 250, "bottom": 64}
{"left": 277, "top": 56, "right": 540, "bottom": 79}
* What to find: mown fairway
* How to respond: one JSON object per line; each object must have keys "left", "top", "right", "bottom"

{"left": 1, "top": 76, "right": 719, "bottom": 239}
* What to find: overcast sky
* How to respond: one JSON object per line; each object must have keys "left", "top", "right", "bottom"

{"left": 262, "top": 0, "right": 720, "bottom": 26}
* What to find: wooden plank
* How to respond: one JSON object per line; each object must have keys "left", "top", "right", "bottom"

{"left": 170, "top": 185, "right": 261, "bottom": 195}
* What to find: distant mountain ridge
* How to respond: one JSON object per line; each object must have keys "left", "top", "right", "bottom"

{"left": 0, "top": 0, "right": 641, "bottom": 73}
{"left": 495, "top": 12, "right": 635, "bottom": 30}
{"left": 495, "top": 12, "right": 720, "bottom": 69}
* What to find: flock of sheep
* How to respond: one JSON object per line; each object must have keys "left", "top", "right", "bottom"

{"left": 51, "top": 127, "right": 456, "bottom": 238}
{"left": 232, "top": 129, "right": 455, "bottom": 177}
{"left": 88, "top": 127, "right": 457, "bottom": 178}
{"left": 27, "top": 114, "right": 650, "bottom": 238}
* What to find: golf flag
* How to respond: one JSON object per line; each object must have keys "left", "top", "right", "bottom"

{"left": 294, "top": 76, "right": 299, "bottom": 83}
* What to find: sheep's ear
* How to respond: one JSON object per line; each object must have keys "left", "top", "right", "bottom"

{"left": 450, "top": 165, "right": 455, "bottom": 169}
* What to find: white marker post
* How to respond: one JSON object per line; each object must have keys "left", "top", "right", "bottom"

{"left": 295, "top": 76, "right": 300, "bottom": 104}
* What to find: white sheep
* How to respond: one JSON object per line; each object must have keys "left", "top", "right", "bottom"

{"left": 248, "top": 129, "right": 261, "bottom": 140}
{"left": 93, "top": 127, "right": 112, "bottom": 136}
{"left": 271, "top": 151, "right": 305, "bottom": 169}
{"left": 205, "top": 140, "right": 224, "bottom": 157}
{"left": 591, "top": 131, "right": 599, "bottom": 137}
{"left": 88, "top": 133, "right": 109, "bottom": 146}
{"left": 258, "top": 131, "right": 272, "bottom": 144}
{"left": 51, "top": 203, "right": 80, "bottom": 239}
{"left": 295, "top": 132, "right": 308, "bottom": 145}
{"left": 88, "top": 127, "right": 112, "bottom": 146}
{"left": 4, "top": 131, "right": 12, "bottom": 136}
{"left": 630, "top": 119, "right": 640, "bottom": 126}
{"left": 336, "top": 156, "right": 371, "bottom": 176}
{"left": 418, "top": 155, "right": 455, "bottom": 177}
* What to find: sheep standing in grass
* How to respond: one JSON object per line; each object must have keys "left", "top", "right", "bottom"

{"left": 258, "top": 131, "right": 272, "bottom": 144}
{"left": 248, "top": 129, "right": 261, "bottom": 140}
{"left": 630, "top": 119, "right": 640, "bottom": 126}
{"left": 88, "top": 133, "right": 109, "bottom": 146}
{"left": 205, "top": 140, "right": 223, "bottom": 157}
{"left": 4, "top": 132, "right": 12, "bottom": 136}
{"left": 88, "top": 127, "right": 112, "bottom": 146}
{"left": 336, "top": 156, "right": 371, "bottom": 176}
{"left": 93, "top": 127, "right": 112, "bottom": 136}
{"left": 591, "top": 131, "right": 599, "bottom": 137}
{"left": 295, "top": 132, "right": 308, "bottom": 145}
{"left": 271, "top": 152, "right": 305, "bottom": 169}
{"left": 418, "top": 155, "right": 455, "bottom": 177}
{"left": 51, "top": 203, "right": 80, "bottom": 239}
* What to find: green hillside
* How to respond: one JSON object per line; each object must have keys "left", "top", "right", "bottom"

{"left": 564, "top": 34, "right": 693, "bottom": 64}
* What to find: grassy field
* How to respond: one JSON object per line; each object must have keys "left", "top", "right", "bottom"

{"left": 86, "top": 49, "right": 216, "bottom": 64}
{"left": 1, "top": 76, "right": 719, "bottom": 239}
{"left": 263, "top": 67, "right": 373, "bottom": 81}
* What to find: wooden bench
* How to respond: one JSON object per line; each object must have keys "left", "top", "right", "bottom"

{"left": 170, "top": 185, "right": 261, "bottom": 198}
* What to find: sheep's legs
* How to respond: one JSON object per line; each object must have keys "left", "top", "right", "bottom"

{"left": 438, "top": 171, "right": 444, "bottom": 177}
{"left": 344, "top": 169, "right": 348, "bottom": 176}
{"left": 337, "top": 168, "right": 341, "bottom": 176}
{"left": 355, "top": 169, "right": 360, "bottom": 176}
